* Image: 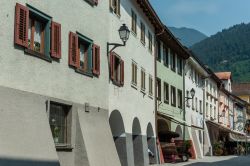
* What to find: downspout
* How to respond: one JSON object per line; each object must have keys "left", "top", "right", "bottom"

{"left": 183, "top": 59, "right": 186, "bottom": 144}
{"left": 202, "top": 78, "right": 206, "bottom": 156}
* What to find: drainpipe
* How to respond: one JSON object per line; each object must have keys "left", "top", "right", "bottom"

{"left": 202, "top": 78, "right": 206, "bottom": 157}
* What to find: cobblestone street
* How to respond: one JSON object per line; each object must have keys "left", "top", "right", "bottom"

{"left": 157, "top": 155, "right": 250, "bottom": 166}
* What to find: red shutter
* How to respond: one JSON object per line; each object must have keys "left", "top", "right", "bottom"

{"left": 120, "top": 60, "right": 124, "bottom": 86}
{"left": 68, "top": 32, "right": 79, "bottom": 68}
{"left": 14, "top": 3, "right": 29, "bottom": 47}
{"left": 92, "top": 44, "right": 100, "bottom": 76}
{"left": 51, "top": 21, "right": 61, "bottom": 59}
{"left": 110, "top": 52, "right": 115, "bottom": 80}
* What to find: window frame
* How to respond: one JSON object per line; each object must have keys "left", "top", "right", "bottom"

{"left": 171, "top": 86, "right": 176, "bottom": 107}
{"left": 149, "top": 75, "right": 153, "bottom": 97}
{"left": 157, "top": 40, "right": 161, "bottom": 62}
{"left": 170, "top": 50, "right": 176, "bottom": 72}
{"left": 140, "top": 21, "right": 145, "bottom": 44}
{"left": 48, "top": 101, "right": 72, "bottom": 150}
{"left": 148, "top": 31, "right": 153, "bottom": 52}
{"left": 177, "top": 89, "right": 183, "bottom": 109}
{"left": 131, "top": 9, "right": 137, "bottom": 35}
{"left": 177, "top": 56, "right": 183, "bottom": 75}
{"left": 111, "top": 52, "right": 124, "bottom": 86}
{"left": 141, "top": 68, "right": 146, "bottom": 92}
{"left": 131, "top": 61, "right": 138, "bottom": 86}
{"left": 110, "top": 0, "right": 120, "bottom": 16}
{"left": 163, "top": 46, "right": 169, "bottom": 67}
{"left": 156, "top": 78, "right": 161, "bottom": 101}
{"left": 164, "top": 82, "right": 169, "bottom": 104}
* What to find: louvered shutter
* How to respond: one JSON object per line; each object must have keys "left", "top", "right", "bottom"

{"left": 120, "top": 60, "right": 124, "bottom": 86}
{"left": 92, "top": 44, "right": 100, "bottom": 76}
{"left": 14, "top": 3, "right": 29, "bottom": 48}
{"left": 51, "top": 21, "right": 61, "bottom": 59}
{"left": 68, "top": 32, "right": 79, "bottom": 68}
{"left": 110, "top": 52, "right": 115, "bottom": 80}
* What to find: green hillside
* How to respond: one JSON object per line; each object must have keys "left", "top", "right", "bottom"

{"left": 191, "top": 23, "right": 250, "bottom": 82}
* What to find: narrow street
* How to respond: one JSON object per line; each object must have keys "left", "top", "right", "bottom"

{"left": 157, "top": 155, "right": 250, "bottom": 166}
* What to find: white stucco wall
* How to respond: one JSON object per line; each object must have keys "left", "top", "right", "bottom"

{"left": 0, "top": 0, "right": 110, "bottom": 109}
{"left": 108, "top": 0, "right": 155, "bottom": 136}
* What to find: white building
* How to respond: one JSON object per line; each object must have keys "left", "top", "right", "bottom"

{"left": 185, "top": 54, "right": 209, "bottom": 159}
{"left": 0, "top": 0, "right": 162, "bottom": 166}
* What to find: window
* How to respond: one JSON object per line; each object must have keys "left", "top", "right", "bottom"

{"left": 156, "top": 78, "right": 161, "bottom": 101}
{"left": 170, "top": 50, "right": 176, "bottom": 72}
{"left": 164, "top": 82, "right": 169, "bottom": 104}
{"left": 177, "top": 89, "right": 182, "bottom": 109}
{"left": 148, "top": 31, "right": 153, "bottom": 52}
{"left": 14, "top": 3, "right": 61, "bottom": 61}
{"left": 195, "top": 97, "right": 198, "bottom": 112}
{"left": 149, "top": 75, "right": 153, "bottom": 96}
{"left": 186, "top": 91, "right": 190, "bottom": 107}
{"left": 49, "top": 102, "right": 71, "bottom": 146}
{"left": 192, "top": 97, "right": 195, "bottom": 110}
{"left": 177, "top": 56, "right": 182, "bottom": 75}
{"left": 210, "top": 105, "right": 212, "bottom": 117}
{"left": 163, "top": 46, "right": 168, "bottom": 67}
{"left": 200, "top": 100, "right": 203, "bottom": 114}
{"left": 171, "top": 86, "right": 176, "bottom": 107}
{"left": 214, "top": 106, "right": 216, "bottom": 119}
{"left": 140, "top": 22, "right": 145, "bottom": 44}
{"left": 110, "top": 52, "right": 124, "bottom": 86}
{"left": 206, "top": 103, "right": 208, "bottom": 117}
{"left": 157, "top": 40, "right": 161, "bottom": 62}
{"left": 131, "top": 10, "right": 137, "bottom": 34}
{"left": 132, "top": 61, "right": 137, "bottom": 86}
{"left": 69, "top": 32, "right": 100, "bottom": 76}
{"left": 141, "top": 68, "right": 146, "bottom": 91}
{"left": 110, "top": 0, "right": 120, "bottom": 16}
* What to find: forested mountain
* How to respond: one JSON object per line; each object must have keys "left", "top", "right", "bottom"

{"left": 191, "top": 23, "right": 250, "bottom": 82}
{"left": 168, "top": 27, "right": 207, "bottom": 47}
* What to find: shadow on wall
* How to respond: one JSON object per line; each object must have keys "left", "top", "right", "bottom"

{"left": 0, "top": 157, "right": 60, "bottom": 166}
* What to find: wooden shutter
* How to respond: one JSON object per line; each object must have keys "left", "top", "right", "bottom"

{"left": 14, "top": 3, "right": 29, "bottom": 47}
{"left": 120, "top": 59, "right": 124, "bottom": 86}
{"left": 51, "top": 21, "right": 61, "bottom": 59}
{"left": 68, "top": 32, "right": 79, "bottom": 68}
{"left": 110, "top": 52, "right": 115, "bottom": 80}
{"left": 92, "top": 44, "right": 100, "bottom": 76}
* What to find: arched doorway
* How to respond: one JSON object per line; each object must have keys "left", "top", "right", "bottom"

{"left": 132, "top": 117, "right": 144, "bottom": 166}
{"left": 109, "top": 110, "right": 127, "bottom": 166}
{"left": 157, "top": 119, "right": 170, "bottom": 142}
{"left": 175, "top": 125, "right": 183, "bottom": 140}
{"left": 146, "top": 123, "right": 157, "bottom": 165}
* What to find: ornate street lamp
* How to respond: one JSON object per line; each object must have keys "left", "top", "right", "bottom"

{"left": 185, "top": 88, "right": 195, "bottom": 101}
{"left": 108, "top": 24, "right": 130, "bottom": 53}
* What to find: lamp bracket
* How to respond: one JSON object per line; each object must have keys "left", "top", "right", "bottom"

{"left": 107, "top": 42, "right": 126, "bottom": 54}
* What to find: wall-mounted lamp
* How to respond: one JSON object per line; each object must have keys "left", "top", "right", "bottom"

{"left": 185, "top": 88, "right": 195, "bottom": 101}
{"left": 107, "top": 24, "right": 130, "bottom": 53}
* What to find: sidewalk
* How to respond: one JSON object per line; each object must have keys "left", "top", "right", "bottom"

{"left": 154, "top": 155, "right": 239, "bottom": 166}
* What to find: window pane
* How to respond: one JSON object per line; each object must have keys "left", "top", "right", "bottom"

{"left": 80, "top": 44, "right": 85, "bottom": 69}
{"left": 34, "top": 21, "right": 42, "bottom": 52}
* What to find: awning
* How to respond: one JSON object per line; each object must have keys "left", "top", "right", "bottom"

{"left": 157, "top": 111, "right": 186, "bottom": 126}
{"left": 229, "top": 132, "right": 246, "bottom": 142}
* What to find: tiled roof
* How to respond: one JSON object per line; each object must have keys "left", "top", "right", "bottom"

{"left": 215, "top": 72, "right": 231, "bottom": 80}
{"left": 232, "top": 83, "right": 250, "bottom": 95}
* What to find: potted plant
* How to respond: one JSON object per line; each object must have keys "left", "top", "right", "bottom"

{"left": 53, "top": 126, "right": 60, "bottom": 143}
{"left": 213, "top": 142, "right": 223, "bottom": 156}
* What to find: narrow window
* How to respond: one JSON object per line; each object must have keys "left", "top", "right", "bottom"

{"left": 49, "top": 102, "right": 71, "bottom": 145}
{"left": 156, "top": 78, "right": 161, "bottom": 101}
{"left": 186, "top": 91, "right": 190, "bottom": 107}
{"left": 148, "top": 31, "right": 153, "bottom": 52}
{"left": 110, "top": 0, "right": 120, "bottom": 16}
{"left": 178, "top": 89, "right": 182, "bottom": 109}
{"left": 110, "top": 52, "right": 124, "bottom": 86}
{"left": 164, "top": 82, "right": 169, "bottom": 104}
{"left": 200, "top": 100, "right": 203, "bottom": 114}
{"left": 149, "top": 75, "right": 153, "bottom": 96}
{"left": 132, "top": 61, "right": 137, "bottom": 86}
{"left": 170, "top": 50, "right": 176, "bottom": 72}
{"left": 163, "top": 46, "right": 168, "bottom": 67}
{"left": 177, "top": 56, "right": 182, "bottom": 75}
{"left": 157, "top": 40, "right": 161, "bottom": 62}
{"left": 206, "top": 103, "right": 208, "bottom": 117}
{"left": 141, "top": 68, "right": 146, "bottom": 91}
{"left": 195, "top": 97, "right": 198, "bottom": 112}
{"left": 140, "top": 22, "right": 145, "bottom": 44}
{"left": 131, "top": 10, "right": 137, "bottom": 34}
{"left": 171, "top": 86, "right": 176, "bottom": 107}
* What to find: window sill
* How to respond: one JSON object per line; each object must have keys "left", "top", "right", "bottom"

{"left": 140, "top": 89, "right": 146, "bottom": 94}
{"left": 131, "top": 31, "right": 137, "bottom": 38}
{"left": 148, "top": 94, "right": 153, "bottom": 99}
{"left": 24, "top": 48, "right": 52, "bottom": 63}
{"left": 75, "top": 69, "right": 93, "bottom": 78}
{"left": 164, "top": 100, "right": 169, "bottom": 104}
{"left": 112, "top": 80, "right": 123, "bottom": 87}
{"left": 131, "top": 82, "right": 137, "bottom": 89}
{"left": 140, "top": 40, "right": 146, "bottom": 46}
{"left": 171, "top": 104, "right": 176, "bottom": 107}
{"left": 55, "top": 144, "right": 73, "bottom": 151}
{"left": 109, "top": 9, "right": 121, "bottom": 19}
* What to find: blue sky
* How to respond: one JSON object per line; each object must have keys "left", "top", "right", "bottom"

{"left": 149, "top": 0, "right": 250, "bottom": 36}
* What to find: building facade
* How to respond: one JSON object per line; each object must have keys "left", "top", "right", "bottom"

{"left": 184, "top": 55, "right": 209, "bottom": 159}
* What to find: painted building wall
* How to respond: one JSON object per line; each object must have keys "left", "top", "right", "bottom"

{"left": 218, "top": 91, "right": 230, "bottom": 127}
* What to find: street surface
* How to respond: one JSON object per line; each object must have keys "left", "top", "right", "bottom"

{"left": 156, "top": 155, "right": 250, "bottom": 166}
